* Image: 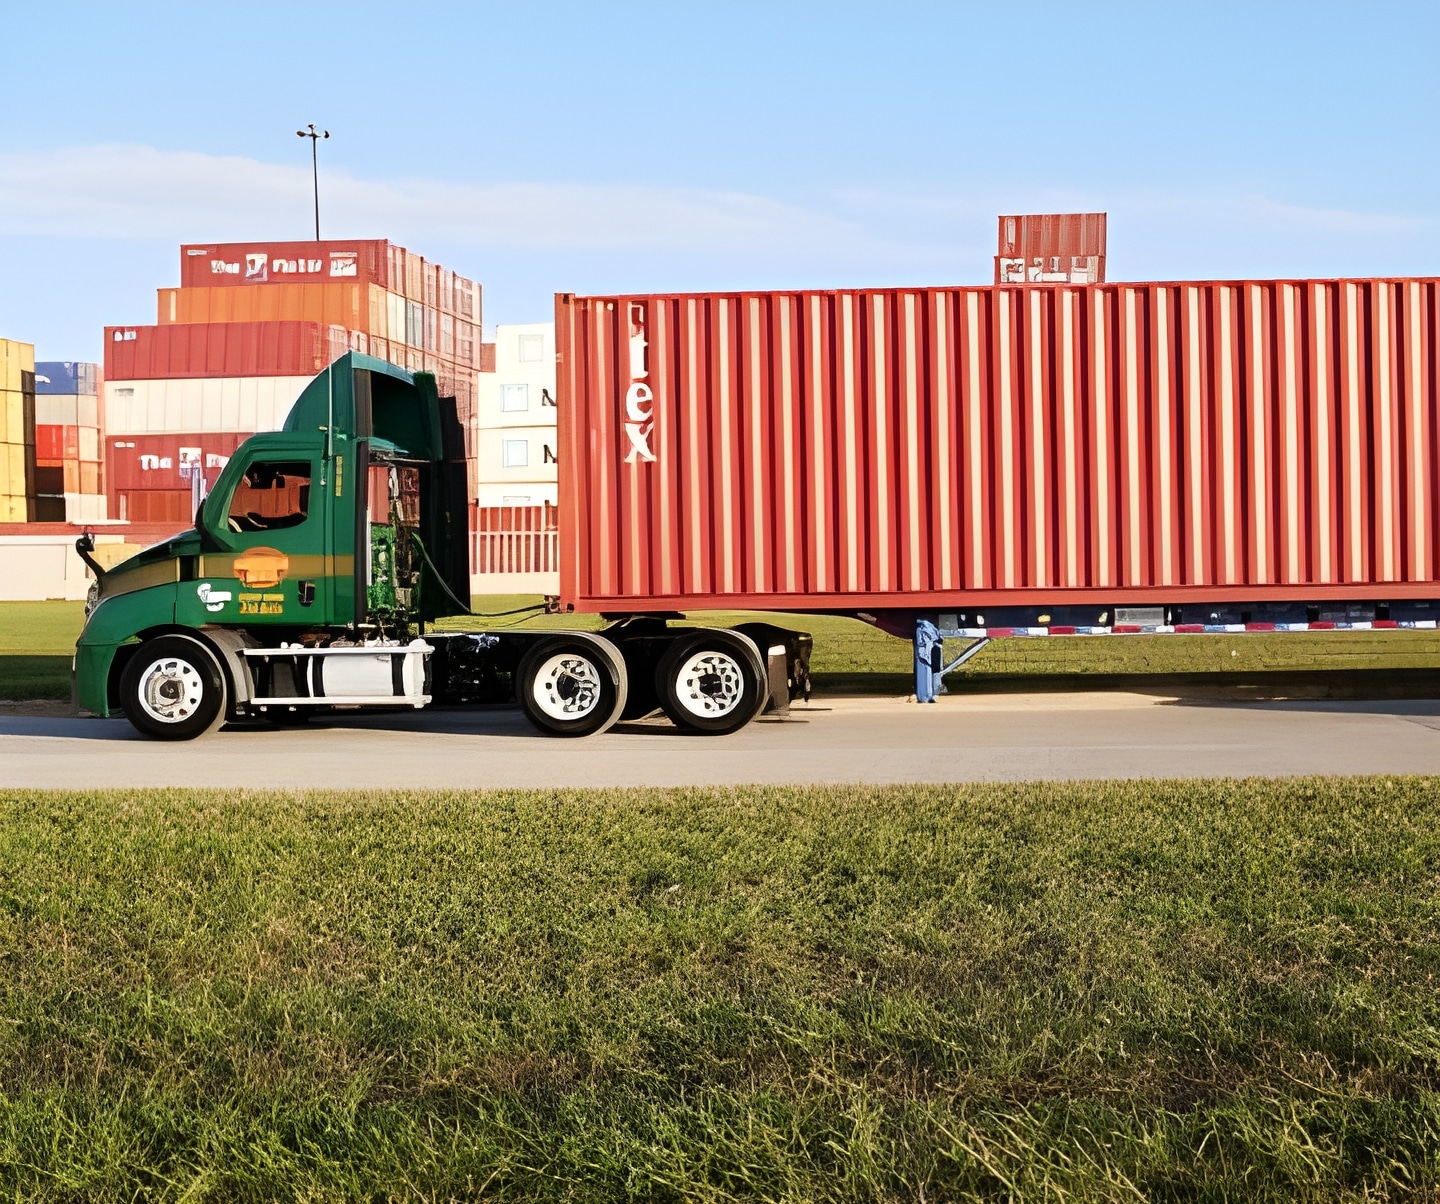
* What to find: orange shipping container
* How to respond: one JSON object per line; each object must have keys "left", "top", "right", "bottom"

{"left": 159, "top": 283, "right": 378, "bottom": 334}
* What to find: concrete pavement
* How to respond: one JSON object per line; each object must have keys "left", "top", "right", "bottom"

{"left": 2, "top": 692, "right": 1439, "bottom": 788}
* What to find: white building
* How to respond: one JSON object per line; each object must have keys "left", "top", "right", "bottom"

{"left": 476, "top": 322, "right": 557, "bottom": 507}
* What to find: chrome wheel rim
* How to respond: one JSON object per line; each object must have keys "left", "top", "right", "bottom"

{"left": 136, "top": 656, "right": 206, "bottom": 724}
{"left": 674, "top": 651, "right": 744, "bottom": 719}
{"left": 531, "top": 653, "right": 602, "bottom": 721}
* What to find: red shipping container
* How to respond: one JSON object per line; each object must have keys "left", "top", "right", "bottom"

{"left": 35, "top": 424, "right": 63, "bottom": 461}
{"left": 180, "top": 239, "right": 390, "bottom": 289}
{"left": 105, "top": 432, "right": 249, "bottom": 495}
{"left": 116, "top": 490, "right": 194, "bottom": 525}
{"left": 998, "top": 213, "right": 1107, "bottom": 259}
{"left": 105, "top": 321, "right": 334, "bottom": 380}
{"left": 558, "top": 277, "right": 1440, "bottom": 613}
{"left": 996, "top": 213, "right": 1107, "bottom": 285}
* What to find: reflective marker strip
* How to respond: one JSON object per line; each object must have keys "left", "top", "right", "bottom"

{"left": 936, "top": 620, "right": 1437, "bottom": 639}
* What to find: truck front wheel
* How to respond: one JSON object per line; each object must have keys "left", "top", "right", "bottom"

{"left": 517, "top": 636, "right": 627, "bottom": 737}
{"left": 655, "top": 630, "right": 766, "bottom": 735}
{"left": 119, "top": 635, "right": 229, "bottom": 741}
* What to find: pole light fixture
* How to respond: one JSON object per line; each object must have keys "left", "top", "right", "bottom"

{"left": 296, "top": 123, "right": 329, "bottom": 240}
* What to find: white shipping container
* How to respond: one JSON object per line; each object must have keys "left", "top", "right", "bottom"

{"left": 35, "top": 394, "right": 101, "bottom": 427}
{"left": 103, "top": 377, "right": 313, "bottom": 435}
{"left": 36, "top": 395, "right": 78, "bottom": 425}
{"left": 64, "top": 492, "right": 108, "bottom": 523}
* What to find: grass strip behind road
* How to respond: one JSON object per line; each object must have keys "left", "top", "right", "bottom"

{"left": 6, "top": 596, "right": 1440, "bottom": 702}
{"left": 2, "top": 779, "right": 1438, "bottom": 1200}
{"left": 456, "top": 594, "right": 1440, "bottom": 695}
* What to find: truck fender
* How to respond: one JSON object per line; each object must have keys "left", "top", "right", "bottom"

{"left": 202, "top": 627, "right": 264, "bottom": 712}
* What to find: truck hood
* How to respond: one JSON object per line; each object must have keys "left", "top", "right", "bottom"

{"left": 99, "top": 528, "right": 203, "bottom": 598}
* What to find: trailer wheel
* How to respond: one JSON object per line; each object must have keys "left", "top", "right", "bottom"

{"left": 656, "top": 630, "right": 766, "bottom": 735}
{"left": 119, "top": 634, "right": 228, "bottom": 741}
{"left": 517, "top": 636, "right": 627, "bottom": 737}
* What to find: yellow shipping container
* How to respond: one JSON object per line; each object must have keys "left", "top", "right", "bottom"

{"left": 2, "top": 388, "right": 26, "bottom": 446}
{"left": 0, "top": 337, "right": 35, "bottom": 393}
{"left": 2, "top": 441, "right": 26, "bottom": 498}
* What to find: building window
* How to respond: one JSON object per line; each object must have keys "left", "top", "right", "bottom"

{"left": 518, "top": 333, "right": 544, "bottom": 362}
{"left": 501, "top": 384, "right": 529, "bottom": 412}
{"left": 503, "top": 439, "right": 529, "bottom": 468}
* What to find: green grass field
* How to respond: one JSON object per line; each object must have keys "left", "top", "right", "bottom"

{"left": 0, "top": 601, "right": 85, "bottom": 701}
{"left": 1, "top": 779, "right": 1437, "bottom": 1200}
{"left": 5, "top": 595, "right": 1440, "bottom": 702}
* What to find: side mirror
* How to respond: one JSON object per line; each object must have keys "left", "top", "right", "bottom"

{"left": 196, "top": 486, "right": 237, "bottom": 552}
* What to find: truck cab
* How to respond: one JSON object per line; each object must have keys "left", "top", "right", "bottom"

{"left": 75, "top": 353, "right": 809, "bottom": 740}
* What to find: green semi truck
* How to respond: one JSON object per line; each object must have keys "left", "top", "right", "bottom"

{"left": 74, "top": 355, "right": 811, "bottom": 740}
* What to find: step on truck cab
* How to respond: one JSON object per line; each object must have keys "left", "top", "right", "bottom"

{"left": 74, "top": 354, "right": 812, "bottom": 740}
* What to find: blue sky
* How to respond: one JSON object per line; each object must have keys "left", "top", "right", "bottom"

{"left": 1, "top": 1, "right": 1436, "bottom": 362}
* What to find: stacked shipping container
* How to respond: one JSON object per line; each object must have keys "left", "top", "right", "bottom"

{"left": 105, "top": 239, "right": 484, "bottom": 521}
{"left": 996, "top": 213, "right": 1106, "bottom": 285}
{"left": 0, "top": 339, "right": 36, "bottom": 522}
{"left": 35, "top": 361, "right": 105, "bottom": 522}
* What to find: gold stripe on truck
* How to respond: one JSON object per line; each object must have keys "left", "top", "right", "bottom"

{"left": 100, "top": 559, "right": 180, "bottom": 599}
{"left": 198, "top": 554, "right": 352, "bottom": 579}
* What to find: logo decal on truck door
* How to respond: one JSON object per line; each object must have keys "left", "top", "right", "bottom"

{"left": 624, "top": 302, "right": 656, "bottom": 464}
{"left": 196, "top": 583, "right": 232, "bottom": 612}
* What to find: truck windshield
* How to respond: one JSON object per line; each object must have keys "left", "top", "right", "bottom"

{"left": 227, "top": 460, "right": 311, "bottom": 532}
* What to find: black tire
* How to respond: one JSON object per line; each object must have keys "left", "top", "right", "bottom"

{"left": 119, "top": 634, "right": 228, "bottom": 741}
{"left": 655, "top": 630, "right": 766, "bottom": 735}
{"left": 516, "top": 635, "right": 628, "bottom": 737}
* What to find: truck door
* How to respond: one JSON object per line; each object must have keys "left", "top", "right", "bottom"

{"left": 180, "top": 437, "right": 336, "bottom": 629}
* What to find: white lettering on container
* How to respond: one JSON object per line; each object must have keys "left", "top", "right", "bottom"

{"left": 623, "top": 302, "right": 655, "bottom": 463}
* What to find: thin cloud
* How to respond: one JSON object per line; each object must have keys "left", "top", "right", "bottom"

{"left": 0, "top": 143, "right": 868, "bottom": 256}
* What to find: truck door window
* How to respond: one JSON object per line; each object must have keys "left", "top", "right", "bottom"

{"left": 227, "top": 460, "right": 311, "bottom": 532}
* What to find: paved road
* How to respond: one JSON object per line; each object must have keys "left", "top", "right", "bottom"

{"left": 3, "top": 692, "right": 1440, "bottom": 788}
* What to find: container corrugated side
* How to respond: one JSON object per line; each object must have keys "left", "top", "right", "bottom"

{"left": 37, "top": 395, "right": 85, "bottom": 425}
{"left": 180, "top": 239, "right": 389, "bottom": 289}
{"left": 158, "top": 283, "right": 376, "bottom": 331}
{"left": 105, "top": 321, "right": 333, "bottom": 379}
{"left": 34, "top": 361, "right": 98, "bottom": 395}
{"left": 997, "top": 213, "right": 1107, "bottom": 259}
{"left": 103, "top": 376, "right": 313, "bottom": 435}
{"left": 559, "top": 277, "right": 1440, "bottom": 613}
{"left": 106, "top": 431, "right": 249, "bottom": 493}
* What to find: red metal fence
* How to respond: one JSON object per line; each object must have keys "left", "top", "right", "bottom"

{"left": 473, "top": 504, "right": 559, "bottom": 575}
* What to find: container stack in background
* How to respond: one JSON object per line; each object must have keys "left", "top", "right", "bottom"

{"left": 995, "top": 212, "right": 1107, "bottom": 284}
{"left": 0, "top": 338, "right": 37, "bottom": 522}
{"left": 33, "top": 361, "right": 105, "bottom": 522}
{"left": 105, "top": 239, "right": 484, "bottom": 525}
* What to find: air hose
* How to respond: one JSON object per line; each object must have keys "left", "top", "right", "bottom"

{"left": 407, "top": 529, "right": 548, "bottom": 621}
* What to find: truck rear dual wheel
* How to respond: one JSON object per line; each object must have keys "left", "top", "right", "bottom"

{"left": 118, "top": 634, "right": 229, "bottom": 741}
{"left": 517, "top": 635, "right": 628, "bottom": 737}
{"left": 655, "top": 630, "right": 767, "bottom": 735}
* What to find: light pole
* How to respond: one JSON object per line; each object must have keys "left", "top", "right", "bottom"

{"left": 296, "top": 123, "right": 329, "bottom": 240}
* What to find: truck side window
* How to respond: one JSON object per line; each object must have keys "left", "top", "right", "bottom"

{"left": 227, "top": 460, "right": 312, "bottom": 533}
